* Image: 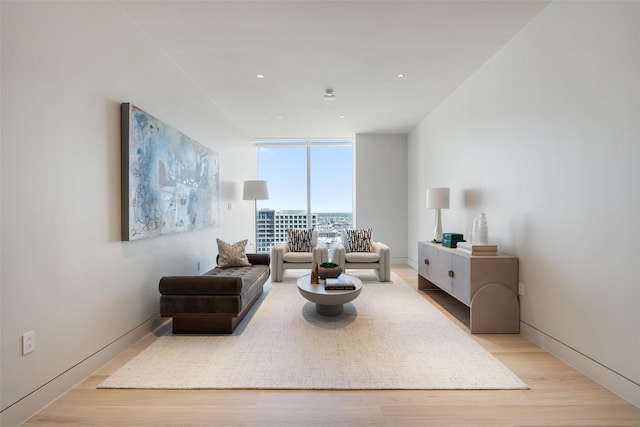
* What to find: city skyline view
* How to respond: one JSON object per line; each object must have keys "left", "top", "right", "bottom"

{"left": 255, "top": 209, "right": 353, "bottom": 252}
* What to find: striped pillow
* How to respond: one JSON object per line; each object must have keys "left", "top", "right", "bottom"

{"left": 288, "top": 229, "right": 313, "bottom": 252}
{"left": 345, "top": 228, "right": 373, "bottom": 253}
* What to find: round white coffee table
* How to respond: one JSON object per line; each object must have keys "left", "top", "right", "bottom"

{"left": 297, "top": 273, "right": 363, "bottom": 316}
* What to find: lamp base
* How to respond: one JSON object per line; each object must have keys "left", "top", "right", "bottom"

{"left": 432, "top": 208, "right": 443, "bottom": 243}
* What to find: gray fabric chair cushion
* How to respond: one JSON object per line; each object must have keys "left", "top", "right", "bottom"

{"left": 282, "top": 252, "right": 313, "bottom": 263}
{"left": 345, "top": 252, "right": 380, "bottom": 263}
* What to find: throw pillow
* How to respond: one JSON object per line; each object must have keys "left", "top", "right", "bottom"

{"left": 288, "top": 228, "right": 313, "bottom": 252}
{"left": 345, "top": 228, "right": 373, "bottom": 253}
{"left": 216, "top": 238, "right": 251, "bottom": 268}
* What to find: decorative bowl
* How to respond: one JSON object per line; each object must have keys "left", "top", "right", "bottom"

{"left": 318, "top": 265, "right": 343, "bottom": 279}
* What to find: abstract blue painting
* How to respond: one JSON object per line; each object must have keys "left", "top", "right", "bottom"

{"left": 121, "top": 103, "right": 219, "bottom": 241}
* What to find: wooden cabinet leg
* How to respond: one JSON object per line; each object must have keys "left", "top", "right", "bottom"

{"left": 470, "top": 283, "right": 520, "bottom": 334}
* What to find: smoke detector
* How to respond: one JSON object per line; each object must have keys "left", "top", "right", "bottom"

{"left": 323, "top": 88, "right": 335, "bottom": 101}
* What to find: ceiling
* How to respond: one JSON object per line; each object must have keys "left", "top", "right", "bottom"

{"left": 117, "top": 1, "right": 549, "bottom": 140}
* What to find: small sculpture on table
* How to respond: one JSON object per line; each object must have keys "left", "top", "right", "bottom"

{"left": 310, "top": 257, "right": 320, "bottom": 284}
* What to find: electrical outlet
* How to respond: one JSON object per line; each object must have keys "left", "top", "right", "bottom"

{"left": 22, "top": 331, "right": 35, "bottom": 355}
{"left": 518, "top": 282, "right": 525, "bottom": 296}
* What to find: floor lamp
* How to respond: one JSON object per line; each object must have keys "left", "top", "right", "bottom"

{"left": 426, "top": 187, "right": 450, "bottom": 243}
{"left": 243, "top": 180, "right": 269, "bottom": 252}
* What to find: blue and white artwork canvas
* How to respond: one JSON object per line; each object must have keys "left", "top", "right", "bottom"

{"left": 121, "top": 103, "right": 219, "bottom": 241}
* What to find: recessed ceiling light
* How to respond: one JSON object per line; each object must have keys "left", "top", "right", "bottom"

{"left": 397, "top": 73, "right": 405, "bottom": 78}
{"left": 276, "top": 115, "right": 283, "bottom": 120}
{"left": 257, "top": 74, "right": 265, "bottom": 79}
{"left": 339, "top": 115, "right": 345, "bottom": 119}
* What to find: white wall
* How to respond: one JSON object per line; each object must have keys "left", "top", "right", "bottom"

{"left": 408, "top": 1, "right": 640, "bottom": 406}
{"left": 355, "top": 134, "right": 408, "bottom": 263}
{"left": 1, "top": 2, "right": 257, "bottom": 425}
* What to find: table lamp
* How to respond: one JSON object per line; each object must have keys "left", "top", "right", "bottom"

{"left": 426, "top": 187, "right": 450, "bottom": 243}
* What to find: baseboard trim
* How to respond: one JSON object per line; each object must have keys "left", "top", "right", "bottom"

{"left": 1, "top": 315, "right": 167, "bottom": 427}
{"left": 520, "top": 322, "right": 640, "bottom": 408}
{"left": 391, "top": 256, "right": 408, "bottom": 265}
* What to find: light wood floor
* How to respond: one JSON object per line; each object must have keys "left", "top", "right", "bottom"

{"left": 24, "top": 265, "right": 640, "bottom": 426}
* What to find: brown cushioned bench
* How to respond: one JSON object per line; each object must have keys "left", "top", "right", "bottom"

{"left": 159, "top": 253, "right": 270, "bottom": 334}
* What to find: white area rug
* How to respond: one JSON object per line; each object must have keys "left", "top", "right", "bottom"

{"left": 99, "top": 272, "right": 527, "bottom": 390}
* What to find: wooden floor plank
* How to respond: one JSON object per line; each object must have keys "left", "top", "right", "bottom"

{"left": 21, "top": 264, "right": 640, "bottom": 426}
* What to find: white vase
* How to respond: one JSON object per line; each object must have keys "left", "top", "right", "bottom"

{"left": 471, "top": 218, "right": 479, "bottom": 245}
{"left": 476, "top": 213, "right": 489, "bottom": 245}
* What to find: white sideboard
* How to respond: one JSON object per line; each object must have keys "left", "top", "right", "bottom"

{"left": 417, "top": 241, "right": 520, "bottom": 334}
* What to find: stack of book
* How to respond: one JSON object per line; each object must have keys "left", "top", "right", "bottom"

{"left": 324, "top": 277, "right": 356, "bottom": 290}
{"left": 456, "top": 242, "right": 498, "bottom": 256}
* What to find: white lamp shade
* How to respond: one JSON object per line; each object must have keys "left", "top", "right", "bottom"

{"left": 243, "top": 180, "right": 269, "bottom": 200}
{"left": 426, "top": 187, "right": 450, "bottom": 209}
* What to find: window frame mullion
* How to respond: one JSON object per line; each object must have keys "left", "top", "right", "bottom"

{"left": 306, "top": 141, "right": 312, "bottom": 228}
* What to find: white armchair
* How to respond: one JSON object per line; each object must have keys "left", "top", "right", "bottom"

{"left": 271, "top": 229, "right": 329, "bottom": 282}
{"left": 332, "top": 229, "right": 391, "bottom": 282}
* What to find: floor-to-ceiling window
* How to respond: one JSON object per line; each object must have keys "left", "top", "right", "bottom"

{"left": 256, "top": 140, "right": 353, "bottom": 253}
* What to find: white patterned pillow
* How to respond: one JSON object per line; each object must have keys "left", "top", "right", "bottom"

{"left": 345, "top": 228, "right": 373, "bottom": 253}
{"left": 216, "top": 238, "right": 251, "bottom": 268}
{"left": 287, "top": 229, "right": 313, "bottom": 252}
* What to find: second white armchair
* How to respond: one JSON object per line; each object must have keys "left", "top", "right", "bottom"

{"left": 332, "top": 229, "right": 391, "bottom": 282}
